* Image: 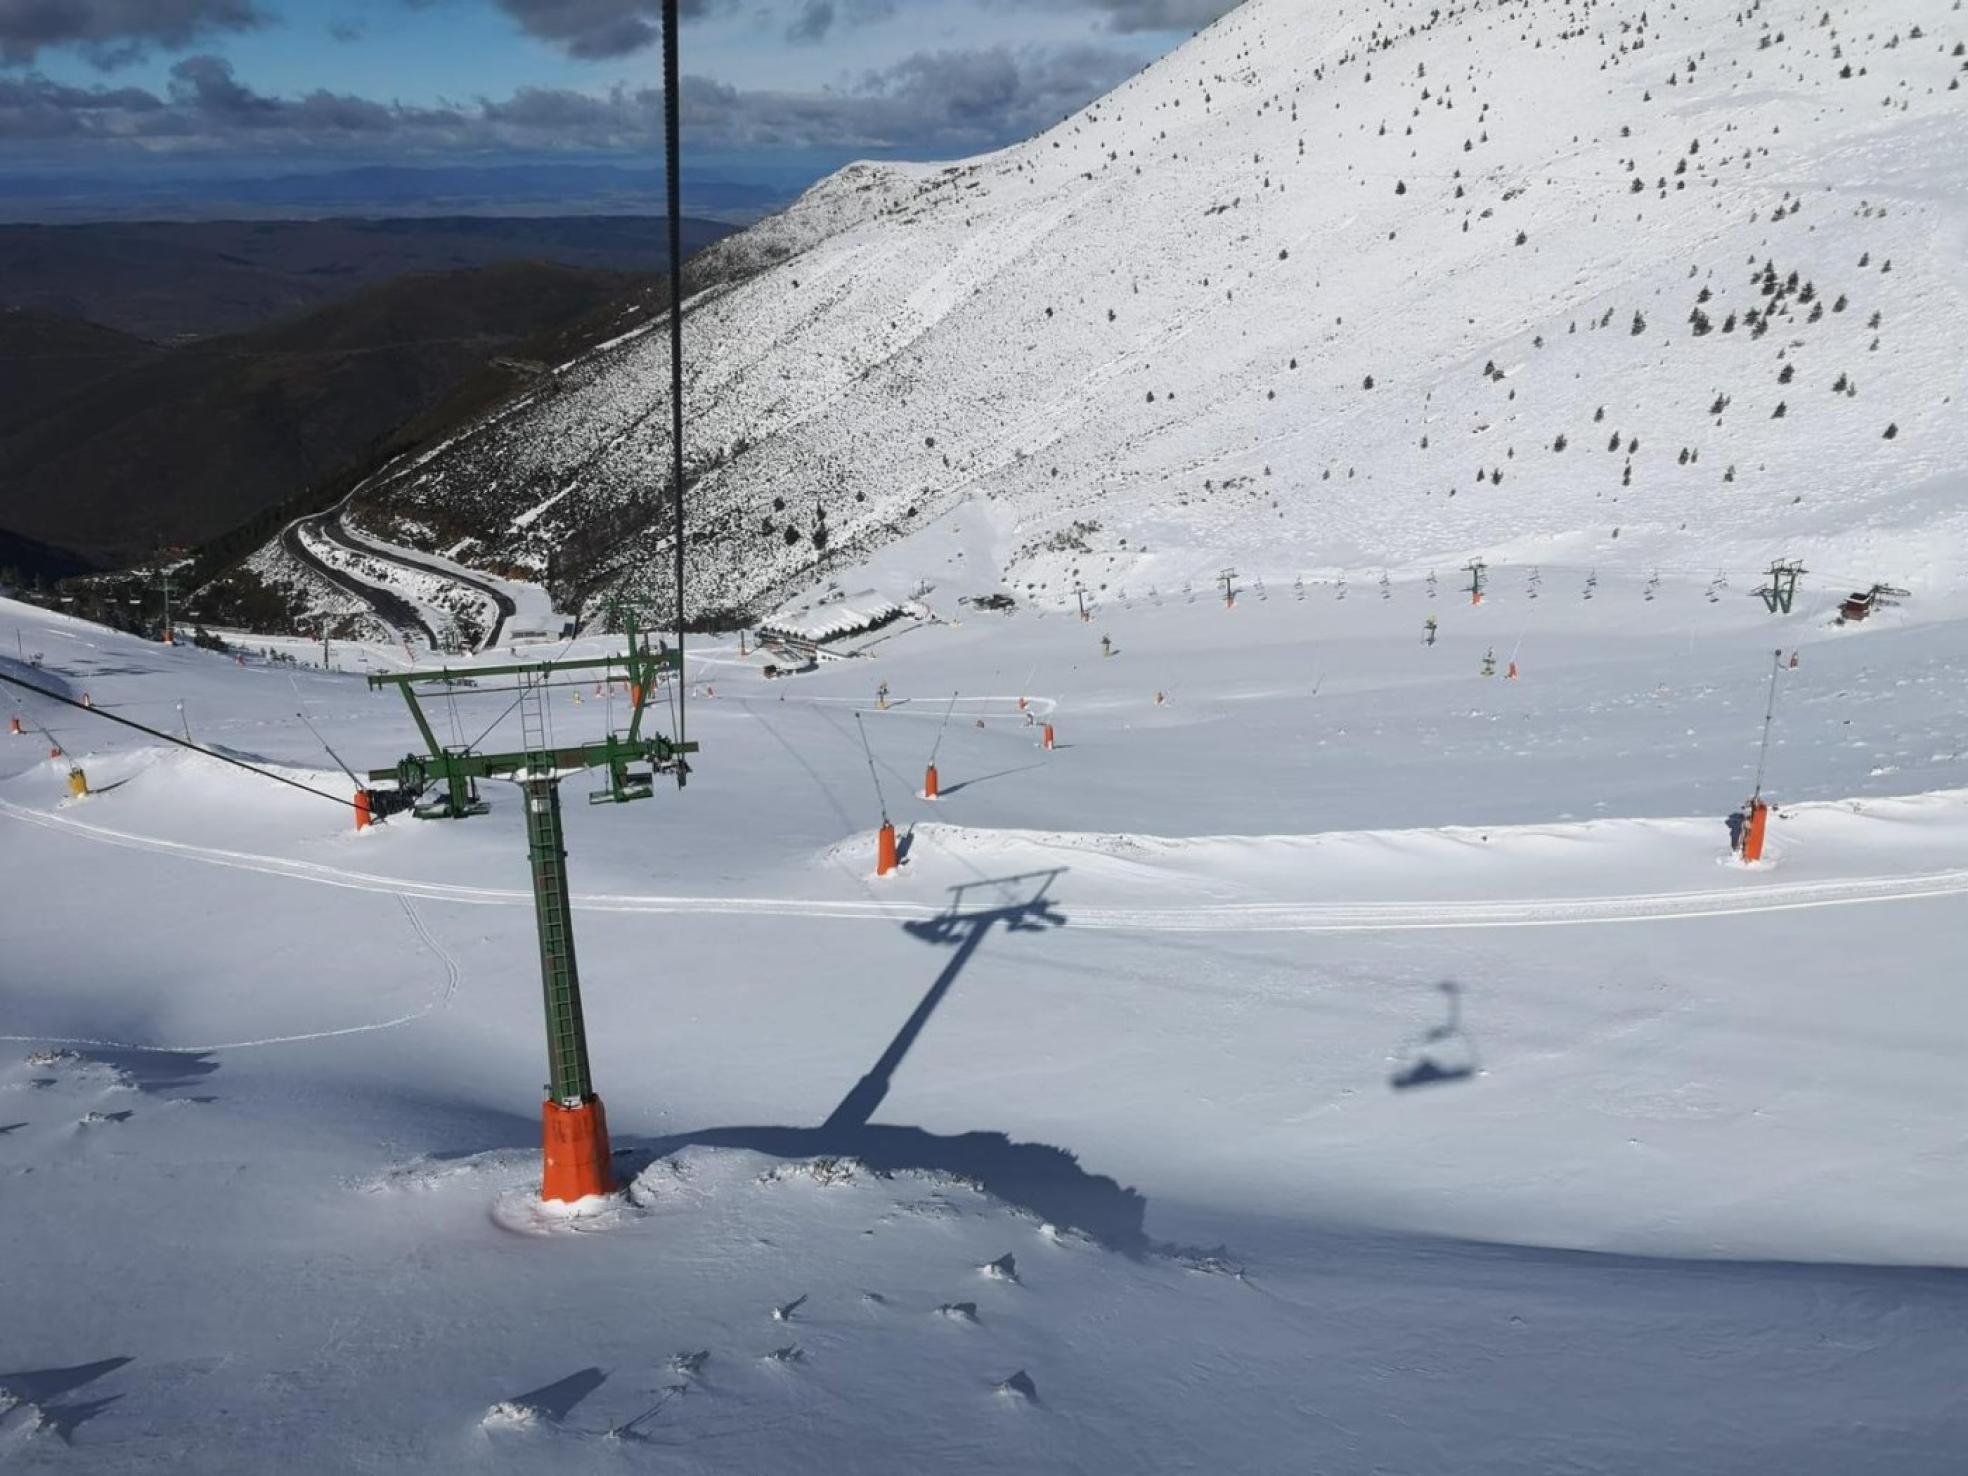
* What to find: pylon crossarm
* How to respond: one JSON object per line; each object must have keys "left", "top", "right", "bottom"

{"left": 365, "top": 645, "right": 681, "bottom": 694}
{"left": 366, "top": 735, "right": 693, "bottom": 785}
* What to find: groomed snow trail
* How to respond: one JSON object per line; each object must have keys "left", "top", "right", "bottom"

{"left": 7, "top": 794, "right": 1966, "bottom": 933}
{"left": 0, "top": 892, "right": 461, "bottom": 1054}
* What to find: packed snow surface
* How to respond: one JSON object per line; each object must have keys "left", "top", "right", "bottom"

{"left": 10, "top": 0, "right": 1968, "bottom": 1466}
{"left": 5, "top": 540, "right": 1968, "bottom": 1470}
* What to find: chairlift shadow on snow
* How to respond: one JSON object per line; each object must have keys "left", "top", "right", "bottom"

{"left": 637, "top": 870, "right": 1154, "bottom": 1255}
{"left": 1389, "top": 981, "right": 1480, "bottom": 1091}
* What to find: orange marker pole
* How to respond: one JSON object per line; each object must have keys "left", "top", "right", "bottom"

{"left": 924, "top": 763, "right": 939, "bottom": 800}
{"left": 877, "top": 820, "right": 898, "bottom": 876}
{"left": 1043, "top": 723, "right": 1056, "bottom": 751}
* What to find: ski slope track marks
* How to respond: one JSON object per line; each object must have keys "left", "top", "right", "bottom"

{"left": 6, "top": 793, "right": 1964, "bottom": 933}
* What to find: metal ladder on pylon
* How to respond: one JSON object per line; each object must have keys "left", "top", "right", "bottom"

{"left": 517, "top": 672, "right": 592, "bottom": 1104}
{"left": 519, "top": 673, "right": 552, "bottom": 774}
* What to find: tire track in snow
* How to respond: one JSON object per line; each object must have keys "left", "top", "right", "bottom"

{"left": 0, "top": 891, "right": 463, "bottom": 1054}
{"left": 7, "top": 794, "right": 1968, "bottom": 933}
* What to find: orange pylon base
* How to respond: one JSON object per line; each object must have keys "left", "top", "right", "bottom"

{"left": 1507, "top": 661, "right": 1519, "bottom": 680}
{"left": 924, "top": 764, "right": 939, "bottom": 800}
{"left": 542, "top": 1096, "right": 614, "bottom": 1203}
{"left": 1042, "top": 724, "right": 1055, "bottom": 751}
{"left": 7, "top": 717, "right": 20, "bottom": 736}
{"left": 354, "top": 790, "right": 373, "bottom": 831}
{"left": 877, "top": 821, "right": 898, "bottom": 876}
{"left": 1741, "top": 799, "right": 1770, "bottom": 863}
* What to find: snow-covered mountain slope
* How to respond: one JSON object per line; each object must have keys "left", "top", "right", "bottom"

{"left": 336, "top": 0, "right": 1965, "bottom": 620}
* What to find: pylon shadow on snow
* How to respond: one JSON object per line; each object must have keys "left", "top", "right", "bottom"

{"left": 0, "top": 1356, "right": 133, "bottom": 1445}
{"left": 498, "top": 1367, "right": 607, "bottom": 1424}
{"left": 935, "top": 761, "right": 1046, "bottom": 798}
{"left": 638, "top": 870, "right": 1154, "bottom": 1255}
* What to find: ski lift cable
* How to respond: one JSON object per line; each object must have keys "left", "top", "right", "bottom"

{"left": 663, "top": 0, "right": 688, "bottom": 770}
{"left": 0, "top": 668, "right": 360, "bottom": 811}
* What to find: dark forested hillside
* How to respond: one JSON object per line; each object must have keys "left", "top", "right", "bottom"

{"left": 0, "top": 215, "right": 732, "bottom": 339}
{"left": 0, "top": 260, "right": 667, "bottom": 570}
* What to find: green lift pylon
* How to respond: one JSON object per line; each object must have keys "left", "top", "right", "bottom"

{"left": 363, "top": 612, "right": 696, "bottom": 1203}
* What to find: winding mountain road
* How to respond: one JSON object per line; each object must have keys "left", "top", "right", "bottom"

{"left": 280, "top": 509, "right": 438, "bottom": 649}
{"left": 319, "top": 514, "right": 517, "bottom": 650}
{"left": 279, "top": 496, "right": 518, "bottom": 651}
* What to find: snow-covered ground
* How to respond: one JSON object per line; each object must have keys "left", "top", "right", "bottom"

{"left": 9, "top": 0, "right": 1968, "bottom": 1463}
{"left": 5, "top": 546, "right": 1968, "bottom": 1469}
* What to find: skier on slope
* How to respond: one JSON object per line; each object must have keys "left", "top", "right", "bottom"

{"left": 1424, "top": 617, "right": 1438, "bottom": 647}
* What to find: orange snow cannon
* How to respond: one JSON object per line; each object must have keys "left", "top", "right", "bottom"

{"left": 542, "top": 1096, "right": 614, "bottom": 1203}
{"left": 1741, "top": 799, "right": 1770, "bottom": 863}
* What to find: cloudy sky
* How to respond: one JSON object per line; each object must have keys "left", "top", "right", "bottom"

{"left": 0, "top": 0, "right": 1239, "bottom": 182}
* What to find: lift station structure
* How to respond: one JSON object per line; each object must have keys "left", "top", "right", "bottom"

{"left": 363, "top": 618, "right": 696, "bottom": 1202}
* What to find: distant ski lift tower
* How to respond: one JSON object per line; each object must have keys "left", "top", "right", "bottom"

{"left": 1220, "top": 568, "right": 1238, "bottom": 609}
{"left": 1463, "top": 560, "right": 1487, "bottom": 607}
{"left": 1756, "top": 559, "right": 1806, "bottom": 615}
{"left": 152, "top": 565, "right": 178, "bottom": 644}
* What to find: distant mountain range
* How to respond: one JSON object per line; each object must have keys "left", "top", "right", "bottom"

{"left": 0, "top": 214, "right": 733, "bottom": 339}
{"left": 0, "top": 163, "right": 793, "bottom": 225}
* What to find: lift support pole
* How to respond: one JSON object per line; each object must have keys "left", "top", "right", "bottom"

{"left": 362, "top": 619, "right": 695, "bottom": 1203}
{"left": 525, "top": 769, "right": 610, "bottom": 1199}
